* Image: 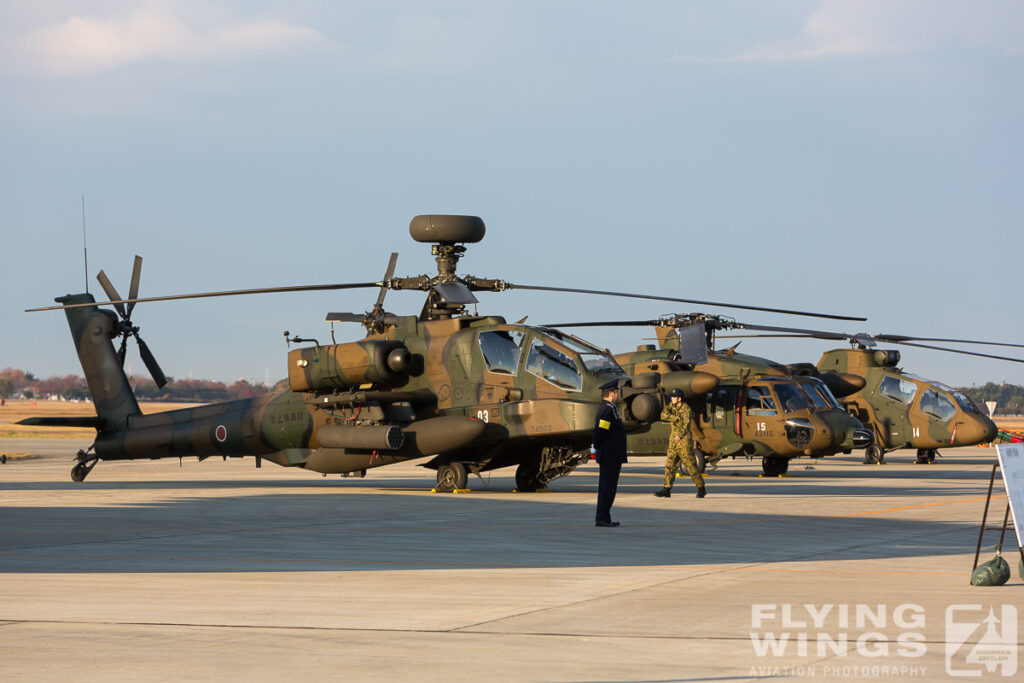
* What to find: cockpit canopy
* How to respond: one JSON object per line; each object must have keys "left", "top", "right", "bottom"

{"left": 744, "top": 378, "right": 844, "bottom": 416}
{"left": 899, "top": 374, "right": 980, "bottom": 418}
{"left": 477, "top": 326, "right": 626, "bottom": 392}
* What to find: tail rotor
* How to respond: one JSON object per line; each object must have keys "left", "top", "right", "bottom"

{"left": 96, "top": 256, "right": 168, "bottom": 388}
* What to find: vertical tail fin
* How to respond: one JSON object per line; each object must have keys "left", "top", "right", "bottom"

{"left": 58, "top": 293, "right": 141, "bottom": 430}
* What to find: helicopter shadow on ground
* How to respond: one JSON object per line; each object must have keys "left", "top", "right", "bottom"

{"left": 617, "top": 457, "right": 1001, "bottom": 498}
{"left": 0, "top": 477, "right": 392, "bottom": 492}
{"left": 0, "top": 458, "right": 995, "bottom": 498}
{"left": 0, "top": 477, "right": 998, "bottom": 575}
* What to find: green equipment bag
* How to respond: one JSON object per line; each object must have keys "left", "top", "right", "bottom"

{"left": 971, "top": 548, "right": 1011, "bottom": 586}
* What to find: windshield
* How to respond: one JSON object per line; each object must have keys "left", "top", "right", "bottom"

{"left": 525, "top": 338, "right": 583, "bottom": 391}
{"left": 539, "top": 328, "right": 626, "bottom": 375}
{"left": 920, "top": 388, "right": 956, "bottom": 421}
{"left": 800, "top": 383, "right": 830, "bottom": 410}
{"left": 478, "top": 330, "right": 523, "bottom": 375}
{"left": 904, "top": 373, "right": 978, "bottom": 414}
{"left": 773, "top": 384, "right": 809, "bottom": 413}
{"left": 805, "top": 380, "right": 843, "bottom": 410}
{"left": 952, "top": 391, "right": 981, "bottom": 414}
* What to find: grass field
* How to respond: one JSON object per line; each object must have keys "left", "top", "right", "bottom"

{"left": 0, "top": 398, "right": 200, "bottom": 438}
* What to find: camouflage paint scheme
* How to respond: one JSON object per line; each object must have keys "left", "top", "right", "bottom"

{"left": 613, "top": 327, "right": 871, "bottom": 476}
{"left": 25, "top": 294, "right": 718, "bottom": 488}
{"left": 816, "top": 348, "right": 997, "bottom": 463}
{"left": 34, "top": 215, "right": 881, "bottom": 487}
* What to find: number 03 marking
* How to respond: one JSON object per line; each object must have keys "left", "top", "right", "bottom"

{"left": 477, "top": 409, "right": 489, "bottom": 422}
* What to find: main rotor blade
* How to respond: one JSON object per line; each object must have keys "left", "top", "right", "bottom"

{"left": 716, "top": 334, "right": 817, "bottom": 339}
{"left": 27, "top": 281, "right": 381, "bottom": 312}
{"left": 714, "top": 333, "right": 1024, "bottom": 363}
{"left": 506, "top": 284, "right": 865, "bottom": 321}
{"left": 718, "top": 328, "right": 1024, "bottom": 349}
{"left": 544, "top": 320, "right": 660, "bottom": 328}
{"left": 731, "top": 322, "right": 851, "bottom": 341}
{"left": 545, "top": 320, "right": 852, "bottom": 341}
{"left": 135, "top": 335, "right": 168, "bottom": 388}
{"left": 893, "top": 340, "right": 1024, "bottom": 364}
{"left": 376, "top": 252, "right": 398, "bottom": 308}
{"left": 95, "top": 270, "right": 128, "bottom": 319}
{"left": 874, "top": 334, "right": 1024, "bottom": 349}
{"left": 126, "top": 255, "right": 143, "bottom": 318}
{"left": 325, "top": 312, "right": 366, "bottom": 323}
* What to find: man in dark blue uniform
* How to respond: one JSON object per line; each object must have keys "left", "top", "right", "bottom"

{"left": 593, "top": 379, "right": 627, "bottom": 527}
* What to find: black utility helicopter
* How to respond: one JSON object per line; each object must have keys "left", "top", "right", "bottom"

{"left": 23, "top": 215, "right": 866, "bottom": 489}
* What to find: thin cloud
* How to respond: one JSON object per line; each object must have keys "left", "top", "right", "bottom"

{"left": 13, "top": 7, "right": 326, "bottom": 76}
{"left": 670, "top": 1, "right": 1024, "bottom": 63}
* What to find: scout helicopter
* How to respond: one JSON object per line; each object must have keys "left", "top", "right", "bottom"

{"left": 547, "top": 314, "right": 873, "bottom": 476}
{"left": 22, "top": 215, "right": 866, "bottom": 490}
{"left": 709, "top": 325, "right": 1024, "bottom": 464}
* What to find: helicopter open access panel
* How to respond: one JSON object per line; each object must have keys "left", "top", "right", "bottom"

{"left": 22, "top": 215, "right": 866, "bottom": 490}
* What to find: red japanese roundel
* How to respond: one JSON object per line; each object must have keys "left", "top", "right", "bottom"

{"left": 215, "top": 425, "right": 227, "bottom": 442}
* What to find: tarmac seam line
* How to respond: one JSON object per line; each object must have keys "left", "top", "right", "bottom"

{"left": 449, "top": 561, "right": 775, "bottom": 632}
{"left": 4, "top": 618, "right": 1014, "bottom": 648}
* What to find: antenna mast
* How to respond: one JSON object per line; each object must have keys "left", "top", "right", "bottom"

{"left": 81, "top": 195, "right": 89, "bottom": 294}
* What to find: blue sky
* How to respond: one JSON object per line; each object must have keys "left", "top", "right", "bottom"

{"left": 2, "top": 1, "right": 1022, "bottom": 389}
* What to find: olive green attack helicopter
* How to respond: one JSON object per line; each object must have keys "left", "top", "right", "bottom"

{"left": 545, "top": 314, "right": 874, "bottom": 476}
{"left": 21, "top": 215, "right": 868, "bottom": 491}
{"left": 709, "top": 324, "right": 1024, "bottom": 464}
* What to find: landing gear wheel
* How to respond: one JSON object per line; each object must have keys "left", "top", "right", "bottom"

{"left": 926, "top": 449, "right": 937, "bottom": 463}
{"left": 864, "top": 444, "right": 885, "bottom": 464}
{"left": 435, "top": 462, "right": 468, "bottom": 492}
{"left": 515, "top": 460, "right": 545, "bottom": 492}
{"left": 694, "top": 449, "right": 707, "bottom": 474}
{"left": 915, "top": 448, "right": 933, "bottom": 464}
{"left": 762, "top": 456, "right": 789, "bottom": 476}
{"left": 71, "top": 460, "right": 95, "bottom": 482}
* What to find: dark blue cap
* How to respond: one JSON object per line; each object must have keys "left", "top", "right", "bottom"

{"left": 670, "top": 388, "right": 684, "bottom": 398}
{"left": 599, "top": 379, "right": 620, "bottom": 392}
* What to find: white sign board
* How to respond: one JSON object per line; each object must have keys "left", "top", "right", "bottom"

{"left": 995, "top": 443, "right": 1024, "bottom": 548}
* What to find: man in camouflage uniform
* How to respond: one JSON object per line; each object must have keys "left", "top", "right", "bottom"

{"left": 654, "top": 389, "right": 706, "bottom": 498}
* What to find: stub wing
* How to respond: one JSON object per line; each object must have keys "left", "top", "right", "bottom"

{"left": 17, "top": 416, "right": 106, "bottom": 430}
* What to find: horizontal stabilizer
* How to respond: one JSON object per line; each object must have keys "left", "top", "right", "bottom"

{"left": 17, "top": 416, "right": 106, "bottom": 430}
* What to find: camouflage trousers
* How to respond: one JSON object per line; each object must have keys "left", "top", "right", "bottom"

{"left": 664, "top": 437, "right": 704, "bottom": 489}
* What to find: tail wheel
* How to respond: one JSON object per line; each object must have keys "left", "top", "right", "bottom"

{"left": 864, "top": 444, "right": 885, "bottom": 464}
{"left": 762, "top": 456, "right": 789, "bottom": 476}
{"left": 435, "top": 462, "right": 468, "bottom": 492}
{"left": 71, "top": 460, "right": 95, "bottom": 482}
{"left": 915, "top": 449, "right": 930, "bottom": 464}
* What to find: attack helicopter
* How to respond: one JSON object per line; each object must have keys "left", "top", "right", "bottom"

{"left": 22, "top": 215, "right": 867, "bottom": 490}
{"left": 546, "top": 314, "right": 873, "bottom": 476}
{"left": 709, "top": 326, "right": 1024, "bottom": 464}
